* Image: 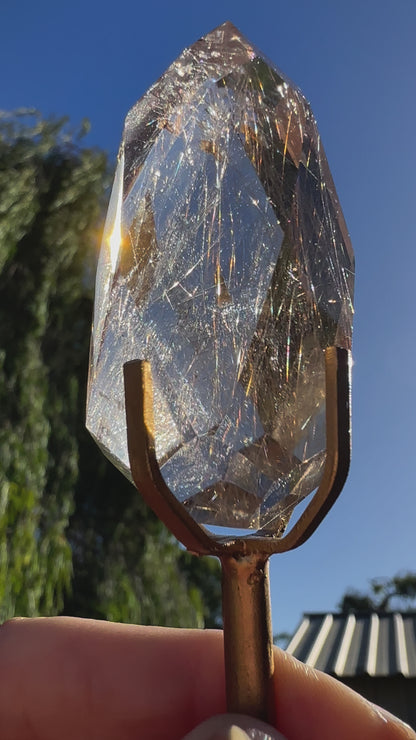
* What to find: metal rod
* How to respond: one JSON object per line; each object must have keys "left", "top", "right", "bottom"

{"left": 221, "top": 553, "right": 274, "bottom": 723}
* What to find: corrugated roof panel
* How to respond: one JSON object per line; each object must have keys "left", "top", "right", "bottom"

{"left": 286, "top": 614, "right": 323, "bottom": 664}
{"left": 285, "top": 616, "right": 310, "bottom": 655}
{"left": 365, "top": 613, "right": 379, "bottom": 675}
{"left": 333, "top": 613, "right": 356, "bottom": 675}
{"left": 403, "top": 614, "right": 416, "bottom": 675}
{"left": 394, "top": 613, "right": 409, "bottom": 676}
{"left": 286, "top": 611, "right": 416, "bottom": 678}
{"left": 375, "top": 614, "right": 392, "bottom": 676}
{"left": 314, "top": 614, "right": 346, "bottom": 673}
{"left": 305, "top": 614, "right": 334, "bottom": 668}
{"left": 343, "top": 614, "right": 370, "bottom": 675}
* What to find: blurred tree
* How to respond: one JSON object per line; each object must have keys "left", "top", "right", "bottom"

{"left": 0, "top": 110, "right": 221, "bottom": 627}
{"left": 339, "top": 572, "right": 416, "bottom": 613}
{"left": 273, "top": 631, "right": 292, "bottom": 649}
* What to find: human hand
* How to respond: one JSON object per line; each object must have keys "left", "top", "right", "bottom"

{"left": 0, "top": 617, "right": 414, "bottom": 739}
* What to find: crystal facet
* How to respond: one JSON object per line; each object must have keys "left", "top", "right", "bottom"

{"left": 86, "top": 22, "right": 354, "bottom": 536}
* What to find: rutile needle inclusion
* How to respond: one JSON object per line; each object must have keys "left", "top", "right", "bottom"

{"left": 86, "top": 21, "right": 354, "bottom": 536}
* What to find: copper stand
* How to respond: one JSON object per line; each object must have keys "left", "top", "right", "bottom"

{"left": 123, "top": 346, "right": 351, "bottom": 724}
{"left": 221, "top": 553, "right": 274, "bottom": 720}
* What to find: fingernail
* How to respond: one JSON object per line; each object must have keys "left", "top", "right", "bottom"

{"left": 224, "top": 728, "right": 250, "bottom": 740}
{"left": 182, "top": 713, "right": 287, "bottom": 740}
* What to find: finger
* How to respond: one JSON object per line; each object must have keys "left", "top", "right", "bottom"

{"left": 0, "top": 617, "right": 414, "bottom": 740}
{"left": 0, "top": 617, "right": 226, "bottom": 740}
{"left": 273, "top": 648, "right": 415, "bottom": 740}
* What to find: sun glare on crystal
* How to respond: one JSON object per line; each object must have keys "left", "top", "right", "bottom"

{"left": 108, "top": 179, "right": 123, "bottom": 272}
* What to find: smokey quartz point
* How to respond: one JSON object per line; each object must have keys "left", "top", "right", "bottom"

{"left": 86, "top": 21, "right": 354, "bottom": 536}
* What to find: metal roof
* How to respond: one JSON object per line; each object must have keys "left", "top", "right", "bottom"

{"left": 286, "top": 612, "right": 416, "bottom": 677}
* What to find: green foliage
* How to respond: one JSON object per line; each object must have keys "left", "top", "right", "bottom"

{"left": 338, "top": 571, "right": 416, "bottom": 613}
{"left": 0, "top": 111, "right": 221, "bottom": 626}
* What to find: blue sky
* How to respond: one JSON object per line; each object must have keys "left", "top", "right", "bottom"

{"left": 2, "top": 0, "right": 416, "bottom": 637}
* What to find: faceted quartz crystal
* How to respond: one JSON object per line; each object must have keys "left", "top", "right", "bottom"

{"left": 86, "top": 22, "right": 354, "bottom": 536}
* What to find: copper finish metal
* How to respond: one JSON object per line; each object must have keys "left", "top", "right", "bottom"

{"left": 221, "top": 553, "right": 274, "bottom": 720}
{"left": 124, "top": 360, "right": 213, "bottom": 556}
{"left": 123, "top": 345, "right": 351, "bottom": 721}
{"left": 123, "top": 346, "right": 351, "bottom": 557}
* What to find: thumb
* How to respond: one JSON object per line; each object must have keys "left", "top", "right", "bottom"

{"left": 182, "top": 713, "right": 287, "bottom": 740}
